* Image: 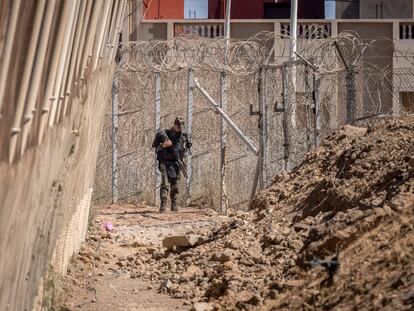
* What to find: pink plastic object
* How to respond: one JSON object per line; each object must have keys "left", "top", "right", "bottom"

{"left": 102, "top": 221, "right": 113, "bottom": 232}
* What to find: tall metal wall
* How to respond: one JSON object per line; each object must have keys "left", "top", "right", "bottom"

{"left": 0, "top": 1, "right": 127, "bottom": 310}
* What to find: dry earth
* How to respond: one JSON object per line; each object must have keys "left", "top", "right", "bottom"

{"left": 59, "top": 205, "right": 228, "bottom": 310}
{"left": 60, "top": 115, "right": 414, "bottom": 311}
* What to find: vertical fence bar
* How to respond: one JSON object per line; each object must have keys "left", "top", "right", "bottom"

{"left": 185, "top": 69, "right": 193, "bottom": 206}
{"left": 92, "top": 0, "right": 112, "bottom": 70}
{"left": 219, "top": 71, "right": 229, "bottom": 215}
{"left": 250, "top": 68, "right": 263, "bottom": 203}
{"left": 8, "top": 0, "right": 46, "bottom": 161}
{"left": 313, "top": 71, "right": 321, "bottom": 146}
{"left": 111, "top": 76, "right": 119, "bottom": 203}
{"left": 61, "top": 0, "right": 88, "bottom": 117}
{"left": 0, "top": 0, "right": 21, "bottom": 115}
{"left": 20, "top": 0, "right": 57, "bottom": 154}
{"left": 48, "top": 0, "right": 80, "bottom": 127}
{"left": 54, "top": 0, "right": 81, "bottom": 124}
{"left": 346, "top": 69, "right": 356, "bottom": 124}
{"left": 154, "top": 72, "right": 161, "bottom": 206}
{"left": 37, "top": 0, "right": 74, "bottom": 145}
{"left": 281, "top": 65, "right": 290, "bottom": 171}
{"left": 259, "top": 67, "right": 268, "bottom": 188}
{"left": 305, "top": 63, "right": 312, "bottom": 151}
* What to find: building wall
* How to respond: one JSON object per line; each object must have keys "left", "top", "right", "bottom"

{"left": 335, "top": 0, "right": 414, "bottom": 19}
{"left": 208, "top": 0, "right": 324, "bottom": 19}
{"left": 359, "top": 0, "right": 413, "bottom": 19}
{"left": 336, "top": 0, "right": 360, "bottom": 18}
{"left": 208, "top": 0, "right": 224, "bottom": 19}
{"left": 143, "top": 0, "right": 184, "bottom": 19}
{"left": 231, "top": 22, "right": 274, "bottom": 39}
{"left": 298, "top": 0, "right": 325, "bottom": 19}
{"left": 231, "top": 0, "right": 264, "bottom": 19}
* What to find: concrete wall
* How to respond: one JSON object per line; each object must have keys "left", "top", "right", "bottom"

{"left": 0, "top": 0, "right": 125, "bottom": 309}
{"left": 335, "top": 0, "right": 413, "bottom": 19}
{"left": 360, "top": 0, "right": 413, "bottom": 19}
{"left": 138, "top": 22, "right": 168, "bottom": 40}
{"left": 231, "top": 22, "right": 274, "bottom": 39}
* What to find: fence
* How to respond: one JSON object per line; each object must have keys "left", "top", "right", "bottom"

{"left": 93, "top": 31, "right": 414, "bottom": 212}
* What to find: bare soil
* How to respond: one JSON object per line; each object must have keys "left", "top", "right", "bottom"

{"left": 60, "top": 115, "right": 414, "bottom": 311}
{"left": 59, "top": 205, "right": 227, "bottom": 310}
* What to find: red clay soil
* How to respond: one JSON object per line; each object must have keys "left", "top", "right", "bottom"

{"left": 140, "top": 115, "right": 413, "bottom": 310}
{"left": 61, "top": 115, "right": 414, "bottom": 311}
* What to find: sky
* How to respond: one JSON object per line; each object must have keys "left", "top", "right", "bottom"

{"left": 325, "top": 0, "right": 336, "bottom": 19}
{"left": 184, "top": 0, "right": 209, "bottom": 19}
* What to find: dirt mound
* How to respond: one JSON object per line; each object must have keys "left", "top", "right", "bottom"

{"left": 132, "top": 115, "right": 414, "bottom": 310}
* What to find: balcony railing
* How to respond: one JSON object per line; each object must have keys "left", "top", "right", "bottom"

{"left": 139, "top": 20, "right": 410, "bottom": 43}
{"left": 281, "top": 22, "right": 331, "bottom": 39}
{"left": 174, "top": 23, "right": 224, "bottom": 38}
{"left": 400, "top": 23, "right": 414, "bottom": 39}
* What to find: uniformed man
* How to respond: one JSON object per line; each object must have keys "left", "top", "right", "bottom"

{"left": 152, "top": 117, "right": 192, "bottom": 212}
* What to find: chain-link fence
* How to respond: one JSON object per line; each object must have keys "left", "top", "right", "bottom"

{"left": 94, "top": 31, "right": 414, "bottom": 211}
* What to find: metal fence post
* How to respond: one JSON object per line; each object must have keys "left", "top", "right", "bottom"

{"left": 346, "top": 69, "right": 356, "bottom": 124}
{"left": 219, "top": 71, "right": 229, "bottom": 215}
{"left": 250, "top": 67, "right": 264, "bottom": 203}
{"left": 185, "top": 69, "right": 193, "bottom": 206}
{"left": 305, "top": 63, "right": 312, "bottom": 151}
{"left": 111, "top": 76, "right": 119, "bottom": 203}
{"left": 335, "top": 41, "right": 355, "bottom": 124}
{"left": 154, "top": 72, "right": 161, "bottom": 206}
{"left": 281, "top": 65, "right": 290, "bottom": 171}
{"left": 313, "top": 71, "right": 321, "bottom": 146}
{"left": 259, "top": 67, "right": 268, "bottom": 188}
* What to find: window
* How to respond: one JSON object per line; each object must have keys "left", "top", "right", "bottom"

{"left": 184, "top": 0, "right": 208, "bottom": 19}
{"left": 263, "top": 3, "right": 290, "bottom": 19}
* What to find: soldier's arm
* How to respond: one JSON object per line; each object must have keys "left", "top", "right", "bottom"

{"left": 151, "top": 132, "right": 160, "bottom": 148}
{"left": 156, "top": 131, "right": 172, "bottom": 148}
{"left": 185, "top": 133, "right": 192, "bottom": 149}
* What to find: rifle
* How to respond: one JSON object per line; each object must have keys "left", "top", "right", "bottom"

{"left": 172, "top": 146, "right": 188, "bottom": 179}
{"left": 158, "top": 130, "right": 188, "bottom": 178}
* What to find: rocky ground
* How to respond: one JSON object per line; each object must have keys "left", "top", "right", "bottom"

{"left": 60, "top": 115, "right": 414, "bottom": 310}
{"left": 58, "top": 205, "right": 228, "bottom": 310}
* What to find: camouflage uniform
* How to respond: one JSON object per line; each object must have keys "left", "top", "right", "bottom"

{"left": 152, "top": 119, "right": 191, "bottom": 211}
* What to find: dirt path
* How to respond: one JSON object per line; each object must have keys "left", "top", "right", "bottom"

{"left": 60, "top": 204, "right": 227, "bottom": 311}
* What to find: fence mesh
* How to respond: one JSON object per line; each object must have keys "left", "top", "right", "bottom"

{"left": 94, "top": 31, "right": 414, "bottom": 210}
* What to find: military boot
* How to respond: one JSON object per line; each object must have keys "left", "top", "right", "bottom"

{"left": 159, "top": 201, "right": 166, "bottom": 213}
{"left": 171, "top": 202, "right": 178, "bottom": 212}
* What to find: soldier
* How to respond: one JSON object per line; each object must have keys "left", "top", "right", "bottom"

{"left": 152, "top": 117, "right": 192, "bottom": 212}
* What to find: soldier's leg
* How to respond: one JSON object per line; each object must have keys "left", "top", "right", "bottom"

{"left": 169, "top": 177, "right": 179, "bottom": 211}
{"left": 159, "top": 162, "right": 170, "bottom": 212}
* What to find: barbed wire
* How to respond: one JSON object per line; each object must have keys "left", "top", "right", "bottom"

{"left": 96, "top": 29, "right": 414, "bottom": 206}
{"left": 117, "top": 28, "right": 371, "bottom": 75}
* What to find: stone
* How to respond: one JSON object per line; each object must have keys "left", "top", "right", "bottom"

{"left": 147, "top": 247, "right": 157, "bottom": 255}
{"left": 239, "top": 257, "right": 255, "bottom": 267}
{"left": 159, "top": 279, "right": 173, "bottom": 292}
{"left": 162, "top": 235, "right": 205, "bottom": 250}
{"left": 210, "top": 251, "right": 232, "bottom": 263}
{"left": 152, "top": 250, "right": 165, "bottom": 260}
{"left": 183, "top": 265, "right": 202, "bottom": 280}
{"left": 191, "top": 302, "right": 215, "bottom": 311}
{"left": 225, "top": 239, "right": 243, "bottom": 250}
